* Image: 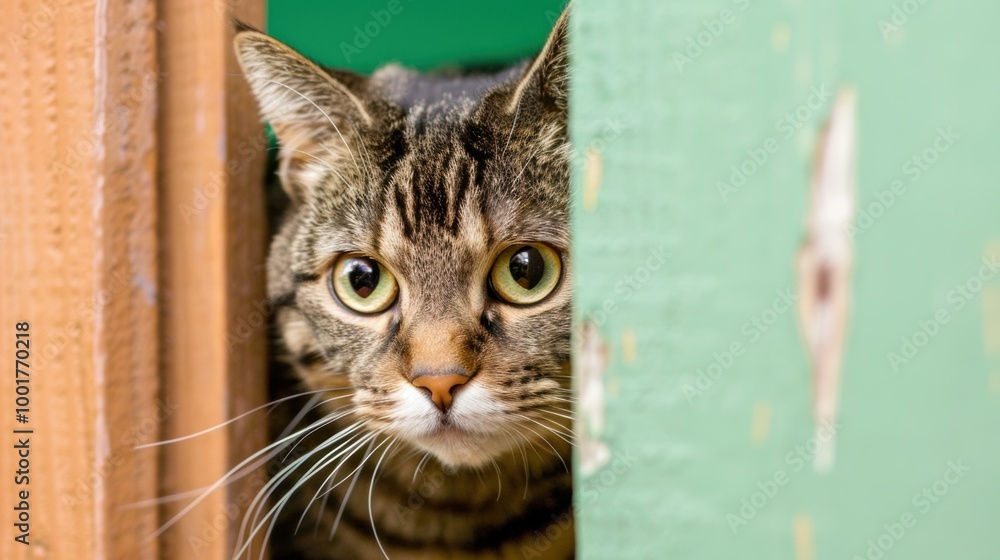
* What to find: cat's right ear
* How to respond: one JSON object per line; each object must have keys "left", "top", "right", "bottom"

{"left": 508, "top": 5, "right": 570, "bottom": 116}
{"left": 234, "top": 27, "right": 372, "bottom": 200}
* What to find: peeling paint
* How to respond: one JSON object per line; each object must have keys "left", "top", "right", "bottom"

{"left": 582, "top": 147, "right": 602, "bottom": 212}
{"left": 797, "top": 87, "right": 856, "bottom": 474}
{"left": 772, "top": 23, "right": 790, "bottom": 52}
{"left": 92, "top": 0, "right": 110, "bottom": 556}
{"left": 982, "top": 241, "right": 1000, "bottom": 355}
{"left": 620, "top": 328, "right": 636, "bottom": 364}
{"left": 750, "top": 402, "right": 772, "bottom": 444}
{"left": 793, "top": 513, "right": 815, "bottom": 560}
{"left": 578, "top": 322, "right": 611, "bottom": 476}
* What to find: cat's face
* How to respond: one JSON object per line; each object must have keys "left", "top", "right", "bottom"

{"left": 236, "top": 18, "right": 571, "bottom": 468}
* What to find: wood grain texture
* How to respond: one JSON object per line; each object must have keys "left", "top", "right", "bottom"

{"left": 0, "top": 0, "right": 159, "bottom": 558}
{"left": 157, "top": 0, "right": 268, "bottom": 558}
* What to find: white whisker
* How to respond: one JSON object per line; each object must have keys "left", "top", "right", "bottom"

{"left": 328, "top": 438, "right": 376, "bottom": 541}
{"left": 235, "top": 425, "right": 371, "bottom": 559}
{"left": 412, "top": 452, "right": 432, "bottom": 485}
{"left": 146, "top": 416, "right": 332, "bottom": 545}
{"left": 135, "top": 389, "right": 338, "bottom": 450}
{"left": 369, "top": 437, "right": 398, "bottom": 560}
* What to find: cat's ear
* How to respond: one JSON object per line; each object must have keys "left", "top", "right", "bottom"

{"left": 234, "top": 28, "right": 372, "bottom": 141}
{"left": 234, "top": 28, "right": 373, "bottom": 199}
{"left": 508, "top": 5, "right": 570, "bottom": 114}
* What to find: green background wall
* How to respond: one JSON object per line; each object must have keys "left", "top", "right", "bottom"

{"left": 268, "top": 0, "right": 567, "bottom": 72}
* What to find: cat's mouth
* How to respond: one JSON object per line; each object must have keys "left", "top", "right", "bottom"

{"left": 409, "top": 415, "right": 512, "bottom": 467}
{"left": 379, "top": 380, "right": 515, "bottom": 466}
{"left": 426, "top": 422, "right": 471, "bottom": 438}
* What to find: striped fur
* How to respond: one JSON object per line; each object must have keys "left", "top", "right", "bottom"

{"left": 235, "top": 8, "right": 573, "bottom": 559}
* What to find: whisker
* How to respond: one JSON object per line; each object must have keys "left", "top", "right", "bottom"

{"left": 510, "top": 424, "right": 545, "bottom": 464}
{"left": 536, "top": 407, "right": 576, "bottom": 422}
{"left": 319, "top": 432, "right": 391, "bottom": 498}
{"left": 500, "top": 93, "right": 523, "bottom": 161}
{"left": 544, "top": 405, "right": 577, "bottom": 417}
{"left": 516, "top": 413, "right": 576, "bottom": 445}
{"left": 412, "top": 452, "right": 432, "bottom": 484}
{"left": 328, "top": 438, "right": 377, "bottom": 541}
{"left": 369, "top": 437, "right": 398, "bottom": 560}
{"left": 146, "top": 416, "right": 332, "bottom": 544}
{"left": 295, "top": 430, "right": 379, "bottom": 534}
{"left": 278, "top": 393, "right": 328, "bottom": 439}
{"left": 237, "top": 417, "right": 369, "bottom": 548}
{"left": 281, "top": 400, "right": 357, "bottom": 462}
{"left": 121, "top": 486, "right": 206, "bottom": 509}
{"left": 515, "top": 421, "right": 569, "bottom": 473}
{"left": 235, "top": 425, "right": 372, "bottom": 559}
{"left": 135, "top": 388, "right": 341, "bottom": 449}
{"left": 502, "top": 425, "right": 532, "bottom": 500}
{"left": 240, "top": 428, "right": 361, "bottom": 552}
{"left": 489, "top": 457, "right": 503, "bottom": 502}
{"left": 508, "top": 147, "right": 540, "bottom": 192}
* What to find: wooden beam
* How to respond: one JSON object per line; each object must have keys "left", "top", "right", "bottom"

{"left": 156, "top": 0, "right": 268, "bottom": 558}
{"left": 0, "top": 0, "right": 159, "bottom": 558}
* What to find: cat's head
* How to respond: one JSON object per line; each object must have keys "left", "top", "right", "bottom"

{"left": 235, "top": 12, "right": 571, "bottom": 468}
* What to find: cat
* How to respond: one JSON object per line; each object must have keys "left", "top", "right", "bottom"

{"left": 233, "top": 7, "right": 573, "bottom": 559}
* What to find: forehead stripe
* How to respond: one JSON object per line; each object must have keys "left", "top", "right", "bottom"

{"left": 393, "top": 182, "right": 414, "bottom": 240}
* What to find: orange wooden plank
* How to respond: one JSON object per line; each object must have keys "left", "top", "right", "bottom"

{"left": 0, "top": 0, "right": 159, "bottom": 558}
{"left": 157, "top": 0, "right": 268, "bottom": 558}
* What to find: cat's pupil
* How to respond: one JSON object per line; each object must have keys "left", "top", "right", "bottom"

{"left": 509, "top": 246, "right": 545, "bottom": 290}
{"left": 347, "top": 258, "right": 380, "bottom": 298}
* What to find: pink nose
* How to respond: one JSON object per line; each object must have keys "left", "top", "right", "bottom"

{"left": 411, "top": 374, "right": 469, "bottom": 412}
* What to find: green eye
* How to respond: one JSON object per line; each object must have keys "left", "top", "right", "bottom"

{"left": 330, "top": 254, "right": 398, "bottom": 313}
{"left": 489, "top": 244, "right": 562, "bottom": 305}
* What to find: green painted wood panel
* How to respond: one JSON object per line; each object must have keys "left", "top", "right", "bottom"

{"left": 571, "top": 0, "right": 1000, "bottom": 559}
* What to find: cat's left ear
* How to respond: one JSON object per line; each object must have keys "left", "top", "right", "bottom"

{"left": 233, "top": 27, "right": 372, "bottom": 139}
{"left": 509, "top": 5, "right": 570, "bottom": 114}
{"left": 233, "top": 25, "right": 375, "bottom": 201}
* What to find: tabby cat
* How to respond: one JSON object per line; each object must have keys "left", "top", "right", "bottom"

{"left": 233, "top": 8, "right": 574, "bottom": 559}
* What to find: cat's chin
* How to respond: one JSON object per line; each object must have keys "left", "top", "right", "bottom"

{"left": 410, "top": 428, "right": 510, "bottom": 468}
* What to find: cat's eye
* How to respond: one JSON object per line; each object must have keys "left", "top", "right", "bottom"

{"left": 330, "top": 254, "right": 398, "bottom": 313}
{"left": 489, "top": 244, "right": 562, "bottom": 305}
